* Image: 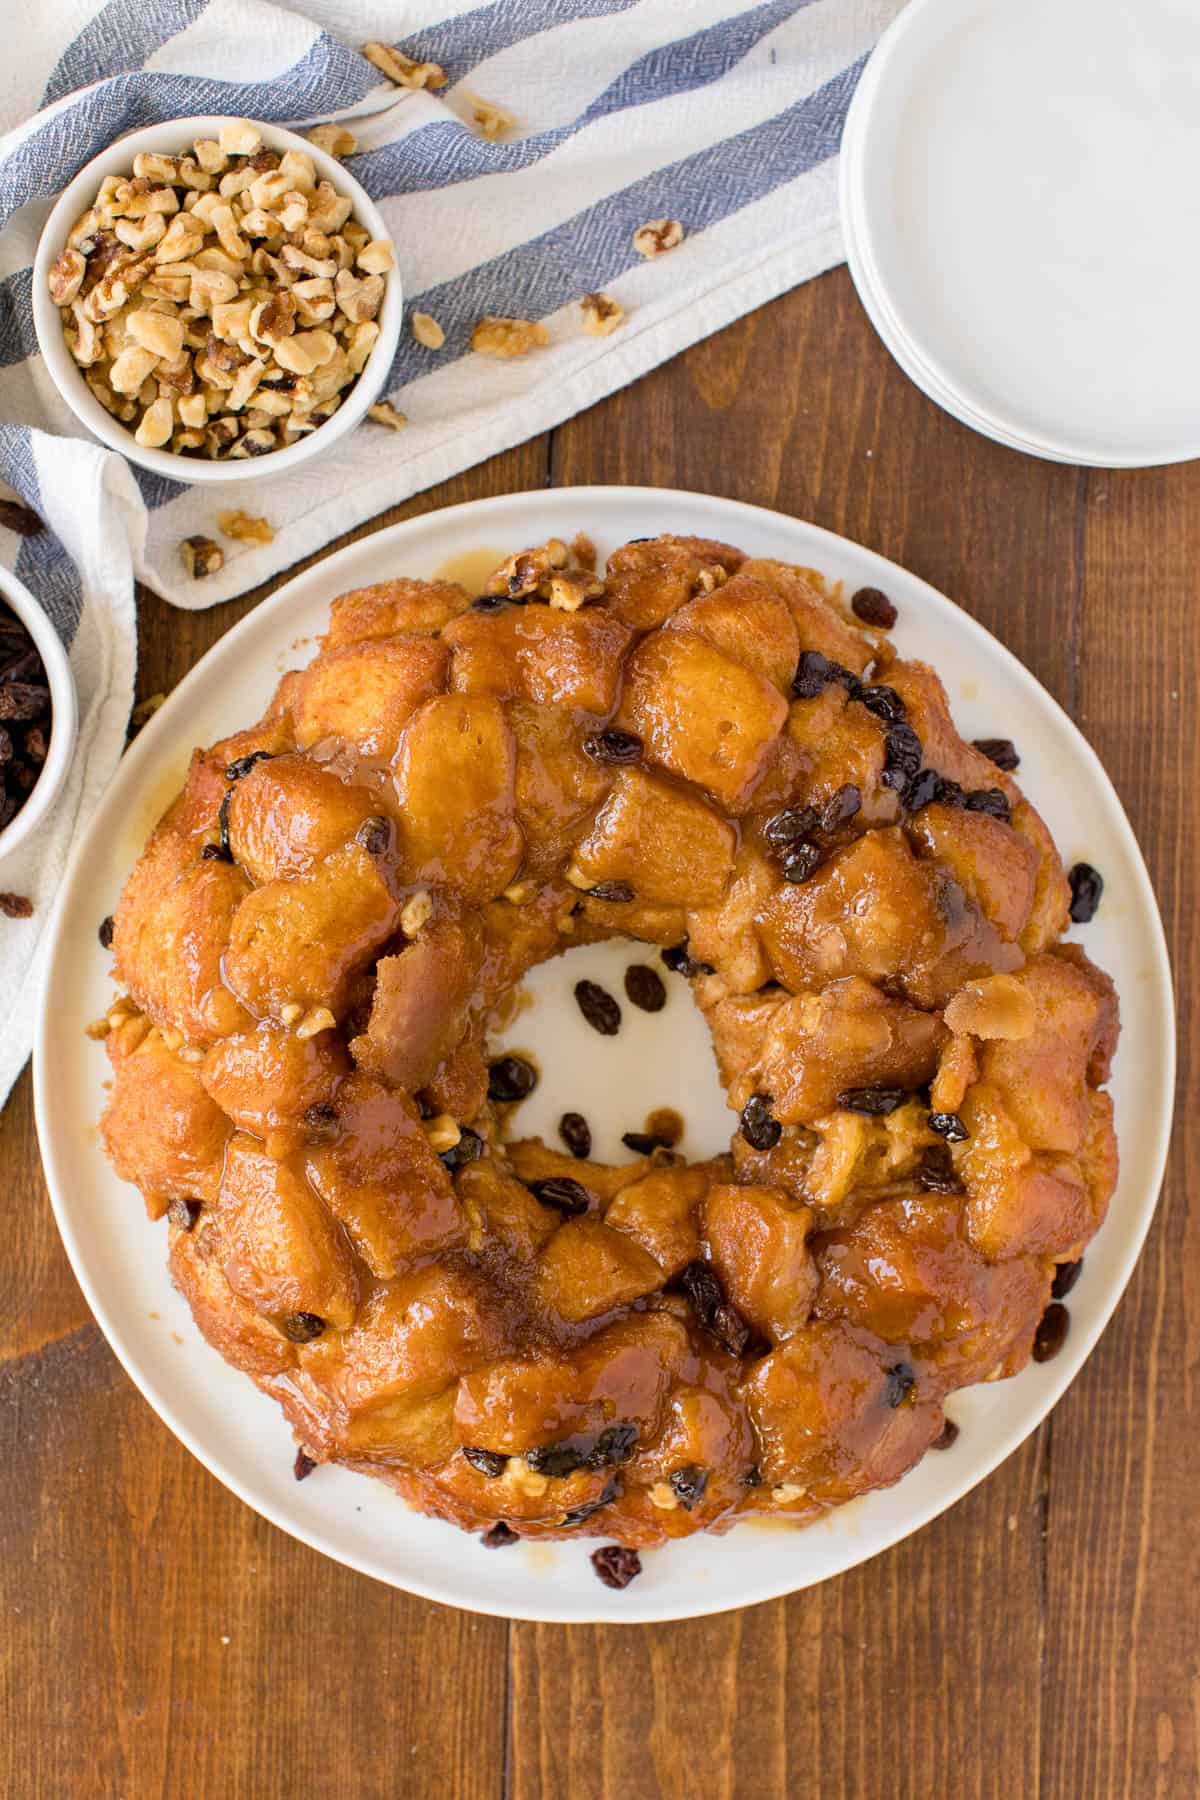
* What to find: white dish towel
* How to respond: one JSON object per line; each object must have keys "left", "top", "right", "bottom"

{"left": 0, "top": 0, "right": 901, "bottom": 1106}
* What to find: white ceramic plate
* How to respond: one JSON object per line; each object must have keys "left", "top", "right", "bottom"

{"left": 33, "top": 487, "right": 1174, "bottom": 1623}
{"left": 840, "top": 0, "right": 1200, "bottom": 468}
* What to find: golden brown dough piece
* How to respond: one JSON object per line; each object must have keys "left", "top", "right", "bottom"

{"left": 97, "top": 530, "right": 1119, "bottom": 1554}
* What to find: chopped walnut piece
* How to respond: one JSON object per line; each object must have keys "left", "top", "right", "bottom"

{"left": 462, "top": 91, "right": 518, "bottom": 139}
{"left": 632, "top": 217, "right": 685, "bottom": 258}
{"left": 180, "top": 535, "right": 224, "bottom": 578}
{"left": 546, "top": 570, "right": 605, "bottom": 612}
{"left": 48, "top": 249, "right": 86, "bottom": 307}
{"left": 367, "top": 401, "right": 408, "bottom": 431}
{"left": 410, "top": 311, "right": 445, "bottom": 350}
{"left": 471, "top": 315, "right": 550, "bottom": 358}
{"left": 362, "top": 40, "right": 447, "bottom": 89}
{"left": 580, "top": 291, "right": 625, "bottom": 336}
{"left": 217, "top": 510, "right": 275, "bottom": 546}
{"left": 305, "top": 124, "right": 358, "bottom": 159}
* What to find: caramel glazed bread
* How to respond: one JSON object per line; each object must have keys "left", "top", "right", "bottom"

{"left": 98, "top": 532, "right": 1119, "bottom": 1550}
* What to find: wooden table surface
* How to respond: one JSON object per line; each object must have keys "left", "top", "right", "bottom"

{"left": 2, "top": 269, "right": 1194, "bottom": 1800}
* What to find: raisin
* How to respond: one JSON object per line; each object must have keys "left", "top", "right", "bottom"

{"left": 0, "top": 499, "right": 43, "bottom": 536}
{"left": 582, "top": 728, "right": 643, "bottom": 764}
{"left": 224, "top": 749, "right": 273, "bottom": 782}
{"left": 668, "top": 1464, "right": 709, "bottom": 1509}
{"left": 820, "top": 784, "right": 861, "bottom": 833}
{"left": 591, "top": 1424, "right": 638, "bottom": 1466}
{"left": 932, "top": 1419, "right": 959, "bottom": 1451}
{"left": 780, "top": 840, "right": 822, "bottom": 884}
{"left": 574, "top": 978, "right": 621, "bottom": 1035}
{"left": 558, "top": 1112, "right": 592, "bottom": 1159}
{"left": 355, "top": 815, "right": 391, "bottom": 855}
{"left": 487, "top": 1055, "right": 538, "bottom": 1103}
{"left": 851, "top": 586, "right": 898, "bottom": 628}
{"left": 482, "top": 1522, "right": 519, "bottom": 1549}
{"left": 621, "top": 1130, "right": 672, "bottom": 1155}
{"left": 859, "top": 684, "right": 907, "bottom": 725}
{"left": 167, "top": 1197, "right": 201, "bottom": 1231}
{"left": 591, "top": 1545, "right": 641, "bottom": 1589}
{"left": 902, "top": 768, "right": 941, "bottom": 813}
{"left": 886, "top": 1362, "right": 916, "bottom": 1407}
{"left": 441, "top": 1127, "right": 484, "bottom": 1171}
{"left": 246, "top": 148, "right": 281, "bottom": 171}
{"left": 561, "top": 1476, "right": 622, "bottom": 1527}
{"left": 200, "top": 842, "right": 232, "bottom": 862}
{"left": 928, "top": 1111, "right": 969, "bottom": 1143}
{"left": 836, "top": 1086, "right": 908, "bottom": 1116}
{"left": 1032, "top": 1301, "right": 1070, "bottom": 1363}
{"left": 1068, "top": 862, "right": 1103, "bottom": 923}
{"left": 526, "top": 1443, "right": 587, "bottom": 1479}
{"left": 964, "top": 787, "right": 1012, "bottom": 823}
{"left": 661, "top": 941, "right": 714, "bottom": 978}
{"left": 624, "top": 963, "right": 666, "bottom": 1012}
{"left": 936, "top": 777, "right": 965, "bottom": 808}
{"left": 972, "top": 737, "right": 1020, "bottom": 772}
{"left": 463, "top": 1446, "right": 507, "bottom": 1478}
{"left": 0, "top": 891, "right": 32, "bottom": 917}
{"left": 303, "top": 1101, "right": 339, "bottom": 1141}
{"left": 881, "top": 722, "right": 922, "bottom": 790}
{"left": 743, "top": 1464, "right": 764, "bottom": 1488}
{"left": 471, "top": 593, "right": 507, "bottom": 611}
{"left": 216, "top": 788, "right": 234, "bottom": 858}
{"left": 1051, "top": 1259, "right": 1083, "bottom": 1300}
{"left": 915, "top": 1145, "right": 963, "bottom": 1194}
{"left": 764, "top": 804, "right": 819, "bottom": 847}
{"left": 293, "top": 1449, "right": 317, "bottom": 1481}
{"left": 586, "top": 880, "right": 634, "bottom": 902}
{"left": 678, "top": 1259, "right": 751, "bottom": 1357}
{"left": 740, "top": 1092, "right": 782, "bottom": 1151}
{"left": 792, "top": 650, "right": 853, "bottom": 699}
{"left": 282, "top": 1312, "right": 325, "bottom": 1343}
{"left": 528, "top": 1176, "right": 590, "bottom": 1217}
{"left": 98, "top": 915, "right": 115, "bottom": 949}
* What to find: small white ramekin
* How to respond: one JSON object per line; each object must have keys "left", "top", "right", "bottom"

{"left": 32, "top": 115, "right": 403, "bottom": 486}
{"left": 0, "top": 564, "right": 79, "bottom": 865}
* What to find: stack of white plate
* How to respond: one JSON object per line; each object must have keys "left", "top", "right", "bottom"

{"left": 840, "top": 0, "right": 1200, "bottom": 468}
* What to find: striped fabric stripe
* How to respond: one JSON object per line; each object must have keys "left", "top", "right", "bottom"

{"left": 0, "top": 0, "right": 901, "bottom": 618}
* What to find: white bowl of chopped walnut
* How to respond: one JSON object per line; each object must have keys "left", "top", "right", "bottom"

{"left": 33, "top": 116, "right": 403, "bottom": 484}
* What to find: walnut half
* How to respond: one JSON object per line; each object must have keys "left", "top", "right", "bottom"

{"left": 633, "top": 218, "right": 685, "bottom": 259}
{"left": 471, "top": 315, "right": 550, "bottom": 358}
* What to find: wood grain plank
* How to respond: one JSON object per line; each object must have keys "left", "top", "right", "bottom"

{"left": 0, "top": 439, "right": 550, "bottom": 1800}
{"left": 1039, "top": 466, "right": 1199, "bottom": 1800}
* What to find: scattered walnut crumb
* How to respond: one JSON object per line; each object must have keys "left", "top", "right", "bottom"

{"left": 180, "top": 535, "right": 224, "bottom": 579}
{"left": 462, "top": 90, "right": 518, "bottom": 139}
{"left": 571, "top": 532, "right": 597, "bottom": 571}
{"left": 410, "top": 311, "right": 445, "bottom": 350}
{"left": 129, "top": 692, "right": 166, "bottom": 735}
{"left": 0, "top": 892, "right": 33, "bottom": 918}
{"left": 471, "top": 315, "right": 550, "bottom": 358}
{"left": 304, "top": 123, "right": 358, "bottom": 159}
{"left": 367, "top": 401, "right": 409, "bottom": 431}
{"left": 633, "top": 217, "right": 684, "bottom": 259}
{"left": 580, "top": 292, "right": 625, "bottom": 337}
{"left": 424, "top": 1113, "right": 462, "bottom": 1153}
{"left": 217, "top": 510, "right": 275, "bottom": 546}
{"left": 363, "top": 41, "right": 447, "bottom": 89}
{"left": 400, "top": 889, "right": 433, "bottom": 937}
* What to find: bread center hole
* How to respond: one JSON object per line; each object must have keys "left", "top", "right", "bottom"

{"left": 490, "top": 938, "right": 730, "bottom": 1165}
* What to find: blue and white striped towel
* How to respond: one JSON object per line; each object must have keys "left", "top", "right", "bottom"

{"left": 0, "top": 0, "right": 899, "bottom": 1104}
